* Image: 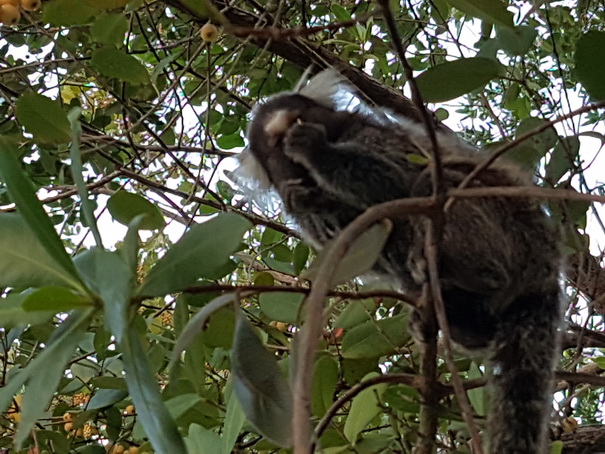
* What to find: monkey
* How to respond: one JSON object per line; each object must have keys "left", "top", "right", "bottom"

{"left": 238, "top": 69, "right": 563, "bottom": 453}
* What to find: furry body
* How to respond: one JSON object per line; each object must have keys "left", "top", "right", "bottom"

{"left": 240, "top": 71, "right": 563, "bottom": 453}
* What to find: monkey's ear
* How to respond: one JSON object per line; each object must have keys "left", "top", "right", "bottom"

{"left": 234, "top": 149, "right": 272, "bottom": 190}
{"left": 297, "top": 68, "right": 348, "bottom": 107}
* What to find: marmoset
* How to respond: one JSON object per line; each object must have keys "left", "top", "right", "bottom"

{"left": 239, "top": 69, "right": 563, "bottom": 453}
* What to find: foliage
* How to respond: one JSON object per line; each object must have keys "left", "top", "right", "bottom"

{"left": 0, "top": 0, "right": 604, "bottom": 453}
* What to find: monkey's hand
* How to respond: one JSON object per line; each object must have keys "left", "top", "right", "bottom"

{"left": 283, "top": 122, "right": 328, "bottom": 169}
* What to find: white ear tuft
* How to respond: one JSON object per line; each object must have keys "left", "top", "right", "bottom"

{"left": 298, "top": 68, "right": 348, "bottom": 107}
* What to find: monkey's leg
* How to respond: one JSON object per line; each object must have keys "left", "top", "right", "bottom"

{"left": 488, "top": 286, "right": 562, "bottom": 454}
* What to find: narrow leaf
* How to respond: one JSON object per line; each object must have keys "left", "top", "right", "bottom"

{"left": 14, "top": 311, "right": 90, "bottom": 448}
{"left": 122, "top": 329, "right": 187, "bottom": 454}
{"left": 137, "top": 213, "right": 251, "bottom": 297}
{"left": 68, "top": 107, "right": 103, "bottom": 248}
{"left": 76, "top": 249, "right": 132, "bottom": 344}
{"left": 0, "top": 214, "right": 81, "bottom": 289}
{"left": 88, "top": 389, "right": 129, "bottom": 410}
{"left": 221, "top": 392, "right": 246, "bottom": 454}
{"left": 22, "top": 286, "right": 92, "bottom": 312}
{"left": 0, "top": 294, "right": 55, "bottom": 328}
{"left": 0, "top": 141, "right": 84, "bottom": 291}
{"left": 232, "top": 314, "right": 292, "bottom": 448}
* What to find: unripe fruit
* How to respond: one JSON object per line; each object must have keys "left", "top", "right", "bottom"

{"left": 21, "top": 0, "right": 40, "bottom": 11}
{"left": 200, "top": 23, "right": 219, "bottom": 43}
{"left": 0, "top": 4, "right": 20, "bottom": 25}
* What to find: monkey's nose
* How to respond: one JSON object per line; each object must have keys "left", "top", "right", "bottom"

{"left": 264, "top": 109, "right": 300, "bottom": 146}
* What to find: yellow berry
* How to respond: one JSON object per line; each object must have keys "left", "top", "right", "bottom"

{"left": 200, "top": 23, "right": 219, "bottom": 43}
{"left": 64, "top": 422, "right": 74, "bottom": 432}
{"left": 112, "top": 445, "right": 126, "bottom": 454}
{"left": 128, "top": 447, "right": 139, "bottom": 454}
{"left": 62, "top": 412, "right": 73, "bottom": 422}
{"left": 0, "top": 4, "right": 20, "bottom": 25}
{"left": 21, "top": 0, "right": 40, "bottom": 11}
{"left": 0, "top": 0, "right": 20, "bottom": 8}
{"left": 124, "top": 404, "right": 135, "bottom": 415}
{"left": 275, "top": 322, "right": 288, "bottom": 332}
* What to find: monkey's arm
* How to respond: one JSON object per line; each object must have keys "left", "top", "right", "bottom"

{"left": 283, "top": 122, "right": 411, "bottom": 208}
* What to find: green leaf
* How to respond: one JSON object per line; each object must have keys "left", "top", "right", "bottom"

{"left": 496, "top": 25, "right": 538, "bottom": 56}
{"left": 575, "top": 31, "right": 605, "bottom": 100}
{"left": 68, "top": 107, "right": 103, "bottom": 248}
{"left": 43, "top": 0, "right": 96, "bottom": 25}
{"left": 232, "top": 314, "right": 292, "bottom": 448}
{"left": 204, "top": 307, "right": 236, "bottom": 349}
{"left": 334, "top": 299, "right": 376, "bottom": 330}
{"left": 170, "top": 292, "right": 240, "bottom": 369}
{"left": 259, "top": 292, "right": 304, "bottom": 324}
{"left": 221, "top": 394, "right": 246, "bottom": 454}
{"left": 22, "top": 287, "right": 92, "bottom": 312}
{"left": 0, "top": 142, "right": 84, "bottom": 291}
{"left": 217, "top": 133, "right": 245, "bottom": 149}
{"left": 16, "top": 93, "right": 70, "bottom": 145}
{"left": 0, "top": 294, "right": 56, "bottom": 328}
{"left": 91, "top": 47, "right": 150, "bottom": 86}
{"left": 416, "top": 57, "right": 503, "bottom": 102}
{"left": 292, "top": 242, "right": 310, "bottom": 274}
{"left": 341, "top": 314, "right": 410, "bottom": 359}
{"left": 75, "top": 249, "right": 133, "bottom": 343}
{"left": 165, "top": 393, "right": 203, "bottom": 419}
{"left": 507, "top": 117, "right": 558, "bottom": 168}
{"left": 121, "top": 329, "right": 187, "bottom": 454}
{"left": 137, "top": 213, "right": 251, "bottom": 297}
{"left": 185, "top": 424, "right": 223, "bottom": 454}
{"left": 13, "top": 311, "right": 90, "bottom": 448}
{"left": 91, "top": 13, "right": 128, "bottom": 45}
{"left": 84, "top": 0, "right": 133, "bottom": 9}
{"left": 343, "top": 372, "right": 388, "bottom": 444}
{"left": 331, "top": 4, "right": 351, "bottom": 21}
{"left": 0, "top": 214, "right": 81, "bottom": 289}
{"left": 107, "top": 191, "right": 165, "bottom": 230}
{"left": 312, "top": 356, "right": 339, "bottom": 417}
{"left": 447, "top": 0, "right": 513, "bottom": 28}
{"left": 545, "top": 136, "right": 580, "bottom": 183}
{"left": 303, "top": 221, "right": 392, "bottom": 286}
{"left": 87, "top": 389, "right": 129, "bottom": 410}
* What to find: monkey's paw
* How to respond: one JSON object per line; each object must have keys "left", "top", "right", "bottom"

{"left": 283, "top": 123, "right": 327, "bottom": 166}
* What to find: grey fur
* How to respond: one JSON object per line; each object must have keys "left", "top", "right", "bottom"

{"left": 241, "top": 71, "right": 563, "bottom": 453}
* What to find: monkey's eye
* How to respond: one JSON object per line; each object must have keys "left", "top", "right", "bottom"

{"left": 264, "top": 109, "right": 300, "bottom": 146}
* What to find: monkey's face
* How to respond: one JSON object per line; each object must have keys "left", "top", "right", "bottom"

{"left": 244, "top": 93, "right": 350, "bottom": 189}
